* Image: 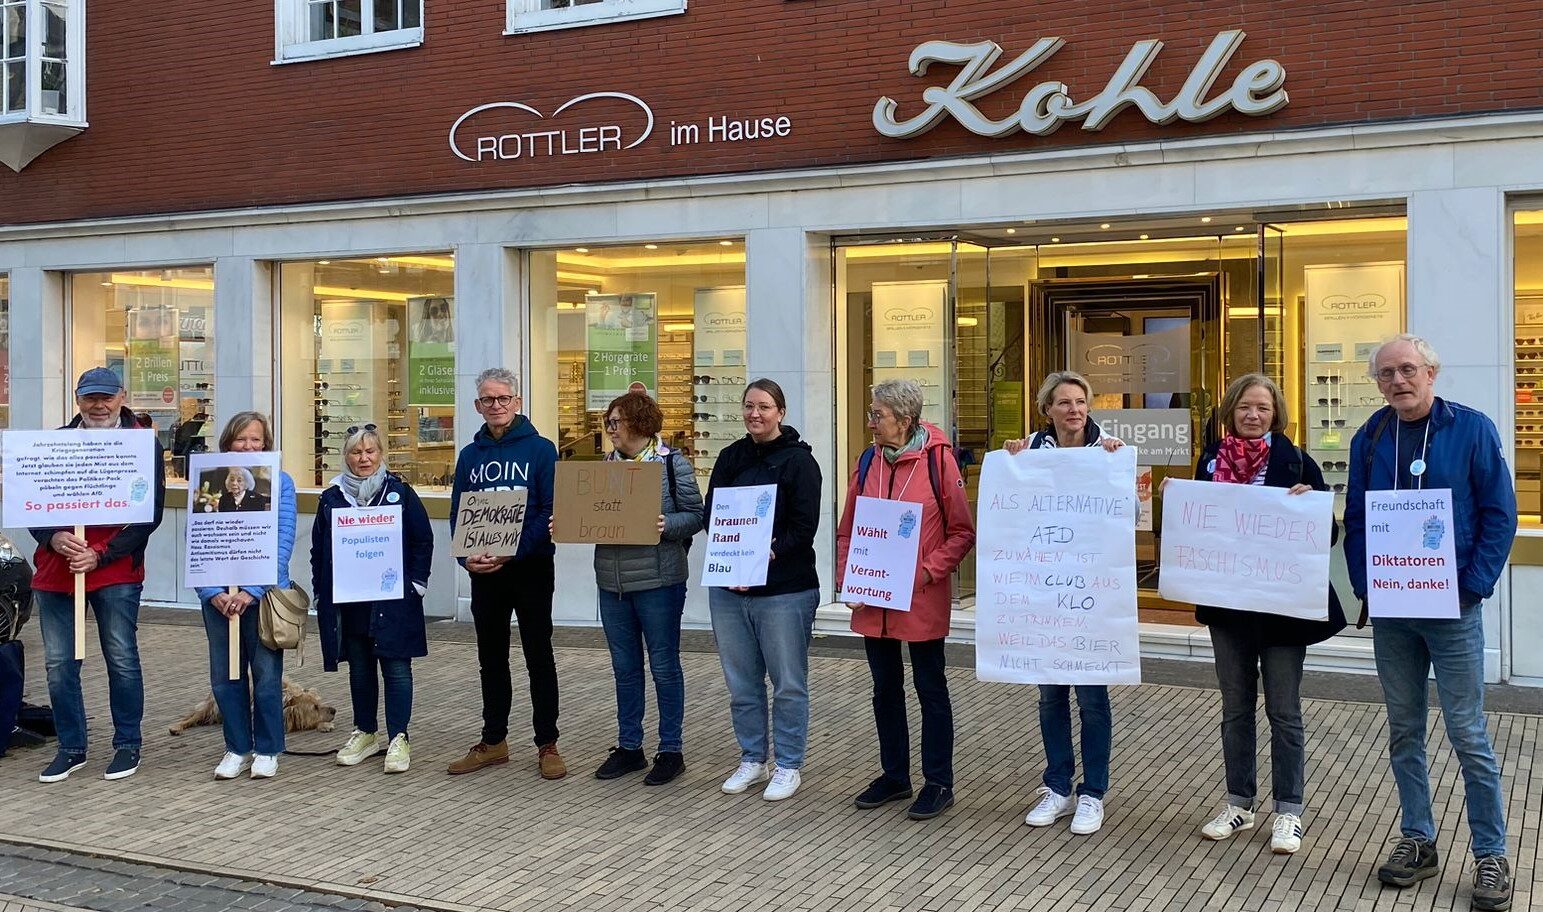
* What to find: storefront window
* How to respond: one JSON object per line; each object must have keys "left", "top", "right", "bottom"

{"left": 0, "top": 272, "right": 9, "bottom": 428}
{"left": 527, "top": 240, "right": 746, "bottom": 479}
{"left": 277, "top": 255, "right": 456, "bottom": 492}
{"left": 1514, "top": 208, "right": 1543, "bottom": 525}
{"left": 69, "top": 267, "right": 216, "bottom": 482}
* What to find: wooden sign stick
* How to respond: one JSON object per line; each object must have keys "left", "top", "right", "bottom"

{"left": 73, "top": 524, "right": 86, "bottom": 661}
{"left": 227, "top": 586, "right": 241, "bottom": 681}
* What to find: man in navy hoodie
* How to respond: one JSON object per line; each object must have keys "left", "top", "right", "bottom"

{"left": 447, "top": 368, "right": 565, "bottom": 780}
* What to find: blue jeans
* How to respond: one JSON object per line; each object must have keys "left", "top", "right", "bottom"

{"left": 599, "top": 583, "right": 686, "bottom": 753}
{"left": 343, "top": 633, "right": 413, "bottom": 739}
{"left": 709, "top": 587, "right": 818, "bottom": 770}
{"left": 1374, "top": 605, "right": 1507, "bottom": 858}
{"left": 36, "top": 585, "right": 144, "bottom": 754}
{"left": 1038, "top": 684, "right": 1111, "bottom": 800}
{"left": 200, "top": 597, "right": 286, "bottom": 755}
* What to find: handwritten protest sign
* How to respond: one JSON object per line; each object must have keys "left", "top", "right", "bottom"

{"left": 840, "top": 496, "right": 924, "bottom": 611}
{"left": 183, "top": 452, "right": 283, "bottom": 589}
{"left": 2, "top": 429, "right": 156, "bottom": 528}
{"left": 552, "top": 461, "right": 662, "bottom": 545}
{"left": 1158, "top": 479, "right": 1332, "bottom": 620}
{"left": 452, "top": 489, "right": 528, "bottom": 557}
{"left": 331, "top": 507, "right": 404, "bottom": 603}
{"left": 1365, "top": 489, "right": 1460, "bottom": 619}
{"left": 700, "top": 484, "right": 776, "bottom": 588}
{"left": 976, "top": 447, "right": 1140, "bottom": 685}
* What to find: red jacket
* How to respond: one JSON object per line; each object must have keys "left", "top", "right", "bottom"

{"left": 837, "top": 423, "right": 976, "bottom": 642}
{"left": 31, "top": 409, "right": 167, "bottom": 593}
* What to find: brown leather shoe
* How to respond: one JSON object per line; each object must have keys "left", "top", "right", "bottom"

{"left": 447, "top": 740, "right": 509, "bottom": 775}
{"left": 538, "top": 742, "right": 567, "bottom": 780}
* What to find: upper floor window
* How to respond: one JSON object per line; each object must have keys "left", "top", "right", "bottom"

{"left": 274, "top": 0, "right": 423, "bottom": 64}
{"left": 506, "top": 0, "right": 686, "bottom": 35}
{"left": 0, "top": 0, "right": 86, "bottom": 171}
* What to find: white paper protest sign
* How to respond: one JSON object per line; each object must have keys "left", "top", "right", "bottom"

{"left": 1365, "top": 488, "right": 1460, "bottom": 619}
{"left": 1158, "top": 479, "right": 1333, "bottom": 621}
{"left": 975, "top": 447, "right": 1141, "bottom": 685}
{"left": 700, "top": 484, "right": 777, "bottom": 588}
{"left": 183, "top": 452, "right": 283, "bottom": 589}
{"left": 840, "top": 495, "right": 924, "bottom": 611}
{"left": 330, "top": 507, "right": 404, "bottom": 604}
{"left": 2, "top": 429, "right": 157, "bottom": 528}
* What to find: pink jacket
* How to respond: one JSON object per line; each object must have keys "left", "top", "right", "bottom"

{"left": 837, "top": 422, "right": 976, "bottom": 642}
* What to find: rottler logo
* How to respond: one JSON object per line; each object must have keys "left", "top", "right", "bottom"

{"left": 450, "top": 92, "right": 654, "bottom": 163}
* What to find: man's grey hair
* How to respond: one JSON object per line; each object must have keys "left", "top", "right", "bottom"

{"left": 871, "top": 378, "right": 925, "bottom": 430}
{"left": 1368, "top": 333, "right": 1441, "bottom": 377}
{"left": 475, "top": 367, "right": 521, "bottom": 396}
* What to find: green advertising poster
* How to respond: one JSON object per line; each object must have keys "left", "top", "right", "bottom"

{"left": 126, "top": 307, "right": 179, "bottom": 409}
{"left": 585, "top": 292, "right": 657, "bottom": 410}
{"left": 407, "top": 296, "right": 455, "bottom": 406}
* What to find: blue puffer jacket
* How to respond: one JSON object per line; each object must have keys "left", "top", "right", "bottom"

{"left": 1344, "top": 397, "right": 1517, "bottom": 608}
{"left": 195, "top": 471, "right": 297, "bottom": 604}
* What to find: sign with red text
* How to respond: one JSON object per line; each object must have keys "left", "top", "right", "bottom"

{"left": 700, "top": 484, "right": 776, "bottom": 588}
{"left": 1365, "top": 489, "right": 1460, "bottom": 619}
{"left": 840, "top": 496, "right": 923, "bottom": 612}
{"left": 975, "top": 447, "right": 1140, "bottom": 685}
{"left": 330, "top": 507, "right": 403, "bottom": 604}
{"left": 1158, "top": 479, "right": 1332, "bottom": 620}
{"left": 2, "top": 429, "right": 156, "bottom": 528}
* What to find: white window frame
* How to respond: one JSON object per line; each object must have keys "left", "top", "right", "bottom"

{"left": 505, "top": 0, "right": 686, "bottom": 36}
{"left": 0, "top": 0, "right": 86, "bottom": 127}
{"left": 273, "top": 0, "right": 424, "bottom": 66}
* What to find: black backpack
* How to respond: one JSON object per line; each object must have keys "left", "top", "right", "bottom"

{"left": 0, "top": 536, "right": 32, "bottom": 646}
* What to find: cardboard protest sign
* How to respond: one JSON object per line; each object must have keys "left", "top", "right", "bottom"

{"left": 452, "top": 489, "right": 529, "bottom": 558}
{"left": 1158, "top": 479, "right": 1333, "bottom": 621}
{"left": 331, "top": 507, "right": 404, "bottom": 603}
{"left": 840, "top": 496, "right": 923, "bottom": 611}
{"left": 552, "top": 461, "right": 662, "bottom": 545}
{"left": 1365, "top": 488, "right": 1460, "bottom": 619}
{"left": 184, "top": 452, "right": 283, "bottom": 589}
{"left": 700, "top": 484, "right": 776, "bottom": 588}
{"left": 2, "top": 429, "right": 157, "bottom": 528}
{"left": 975, "top": 447, "right": 1141, "bottom": 686}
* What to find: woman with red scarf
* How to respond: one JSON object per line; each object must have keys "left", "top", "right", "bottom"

{"left": 1188, "top": 373, "right": 1345, "bottom": 855}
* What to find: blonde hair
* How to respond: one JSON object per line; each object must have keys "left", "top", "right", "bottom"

{"left": 1035, "top": 371, "right": 1093, "bottom": 415}
{"left": 342, "top": 425, "right": 388, "bottom": 468}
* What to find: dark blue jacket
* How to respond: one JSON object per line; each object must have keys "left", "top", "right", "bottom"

{"left": 1344, "top": 397, "right": 1517, "bottom": 607}
{"left": 313, "top": 473, "right": 434, "bottom": 670}
{"left": 450, "top": 416, "right": 556, "bottom": 562}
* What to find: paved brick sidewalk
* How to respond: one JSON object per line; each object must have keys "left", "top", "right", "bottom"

{"left": 0, "top": 620, "right": 1536, "bottom": 912}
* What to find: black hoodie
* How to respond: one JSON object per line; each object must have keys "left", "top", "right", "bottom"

{"left": 704, "top": 426, "right": 822, "bottom": 597}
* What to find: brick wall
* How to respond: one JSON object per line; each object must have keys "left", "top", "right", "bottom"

{"left": 5, "top": 0, "right": 1541, "bottom": 225}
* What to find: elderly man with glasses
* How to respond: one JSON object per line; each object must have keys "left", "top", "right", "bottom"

{"left": 1343, "top": 334, "right": 1517, "bottom": 911}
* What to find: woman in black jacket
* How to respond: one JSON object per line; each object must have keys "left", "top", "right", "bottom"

{"left": 703, "top": 378, "right": 822, "bottom": 803}
{"left": 1189, "top": 373, "right": 1346, "bottom": 855}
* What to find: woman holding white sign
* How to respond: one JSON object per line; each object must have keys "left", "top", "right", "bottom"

{"left": 313, "top": 424, "right": 434, "bottom": 774}
{"left": 838, "top": 379, "right": 975, "bottom": 821}
{"left": 195, "top": 413, "right": 296, "bottom": 781}
{"left": 1188, "top": 373, "right": 1345, "bottom": 854}
{"left": 1003, "top": 371, "right": 1124, "bottom": 835}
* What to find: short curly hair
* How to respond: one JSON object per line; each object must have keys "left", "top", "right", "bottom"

{"left": 606, "top": 391, "right": 663, "bottom": 437}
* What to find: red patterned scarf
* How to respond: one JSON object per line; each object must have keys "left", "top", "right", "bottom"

{"left": 1213, "top": 435, "right": 1270, "bottom": 485}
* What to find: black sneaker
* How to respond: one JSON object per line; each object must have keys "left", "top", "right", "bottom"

{"left": 853, "top": 776, "right": 913, "bottom": 809}
{"left": 38, "top": 751, "right": 86, "bottom": 783}
{"left": 594, "top": 747, "right": 647, "bottom": 780}
{"left": 906, "top": 783, "right": 955, "bottom": 820}
{"left": 103, "top": 748, "right": 140, "bottom": 781}
{"left": 643, "top": 752, "right": 685, "bottom": 786}
{"left": 1472, "top": 855, "right": 1512, "bottom": 911}
{"left": 1377, "top": 837, "right": 1439, "bottom": 887}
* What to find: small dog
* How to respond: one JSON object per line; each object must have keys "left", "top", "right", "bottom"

{"left": 169, "top": 678, "right": 337, "bottom": 736}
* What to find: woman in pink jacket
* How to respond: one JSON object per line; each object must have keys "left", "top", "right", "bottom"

{"left": 837, "top": 378, "right": 976, "bottom": 821}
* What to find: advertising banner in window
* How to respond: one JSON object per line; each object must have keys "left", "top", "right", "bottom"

{"left": 871, "top": 280, "right": 946, "bottom": 427}
{"left": 408, "top": 296, "right": 455, "bottom": 406}
{"left": 586, "top": 292, "right": 657, "bottom": 410}
{"left": 1095, "top": 409, "right": 1193, "bottom": 466}
{"left": 125, "top": 307, "right": 180, "bottom": 409}
{"left": 693, "top": 286, "right": 746, "bottom": 368}
{"left": 1070, "top": 324, "right": 1189, "bottom": 395}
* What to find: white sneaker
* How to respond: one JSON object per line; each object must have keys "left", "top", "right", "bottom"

{"left": 721, "top": 761, "right": 770, "bottom": 795}
{"left": 214, "top": 752, "right": 251, "bottom": 781}
{"left": 1271, "top": 813, "right": 1303, "bottom": 854}
{"left": 1024, "top": 788, "right": 1075, "bottom": 827}
{"left": 1070, "top": 795, "right": 1105, "bottom": 835}
{"left": 336, "top": 730, "right": 382, "bottom": 767}
{"left": 250, "top": 754, "right": 278, "bottom": 779}
{"left": 762, "top": 766, "right": 801, "bottom": 801}
{"left": 384, "top": 734, "right": 411, "bottom": 774}
{"left": 1200, "top": 804, "right": 1256, "bottom": 840}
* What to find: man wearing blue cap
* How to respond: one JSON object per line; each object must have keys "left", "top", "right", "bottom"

{"left": 30, "top": 368, "right": 166, "bottom": 783}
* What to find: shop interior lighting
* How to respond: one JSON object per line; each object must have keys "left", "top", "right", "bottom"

{"left": 1139, "top": 234, "right": 1149, "bottom": 240}
{"left": 663, "top": 322, "right": 696, "bottom": 333}
{"left": 1005, "top": 228, "right": 1016, "bottom": 234}
{"left": 956, "top": 317, "right": 979, "bottom": 327}
{"left": 1201, "top": 217, "right": 1213, "bottom": 223}
{"left": 1050, "top": 237, "right": 1061, "bottom": 243}
{"left": 575, "top": 248, "right": 589, "bottom": 254}
{"left": 644, "top": 244, "right": 659, "bottom": 249}
{"left": 719, "top": 240, "right": 733, "bottom": 246}
{"left": 1100, "top": 223, "right": 1111, "bottom": 229}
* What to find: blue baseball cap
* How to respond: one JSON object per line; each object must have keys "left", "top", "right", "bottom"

{"left": 75, "top": 367, "right": 124, "bottom": 397}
